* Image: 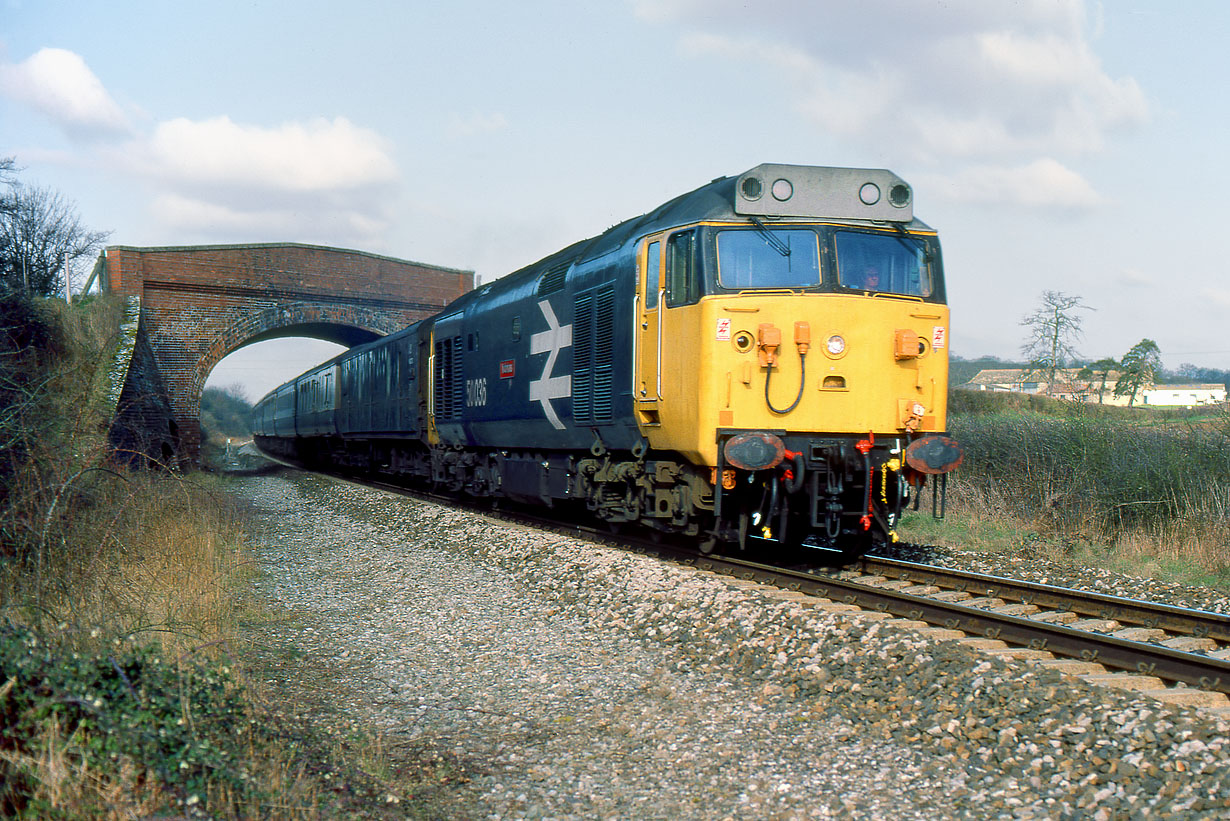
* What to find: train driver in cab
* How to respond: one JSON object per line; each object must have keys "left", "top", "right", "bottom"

{"left": 860, "top": 265, "right": 881, "bottom": 291}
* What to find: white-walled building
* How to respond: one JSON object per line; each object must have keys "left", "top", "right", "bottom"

{"left": 960, "top": 369, "right": 1226, "bottom": 407}
{"left": 1141, "top": 384, "right": 1227, "bottom": 406}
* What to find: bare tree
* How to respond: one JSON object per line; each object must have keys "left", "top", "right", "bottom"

{"left": 0, "top": 170, "right": 110, "bottom": 298}
{"left": 0, "top": 157, "right": 16, "bottom": 223}
{"left": 1020, "top": 291, "right": 1092, "bottom": 395}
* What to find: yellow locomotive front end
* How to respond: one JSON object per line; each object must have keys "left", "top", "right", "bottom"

{"left": 635, "top": 165, "right": 961, "bottom": 555}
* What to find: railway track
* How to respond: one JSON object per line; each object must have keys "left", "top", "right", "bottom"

{"left": 285, "top": 464, "right": 1230, "bottom": 714}
{"left": 674, "top": 550, "right": 1230, "bottom": 713}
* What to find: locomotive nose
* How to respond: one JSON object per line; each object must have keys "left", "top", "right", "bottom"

{"left": 723, "top": 431, "right": 786, "bottom": 471}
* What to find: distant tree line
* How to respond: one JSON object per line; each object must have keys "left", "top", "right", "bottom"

{"left": 199, "top": 385, "right": 253, "bottom": 442}
{"left": 0, "top": 156, "right": 110, "bottom": 298}
{"left": 953, "top": 289, "right": 1230, "bottom": 398}
{"left": 953, "top": 354, "right": 1230, "bottom": 394}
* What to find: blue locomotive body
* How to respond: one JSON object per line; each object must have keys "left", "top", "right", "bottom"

{"left": 253, "top": 165, "right": 962, "bottom": 556}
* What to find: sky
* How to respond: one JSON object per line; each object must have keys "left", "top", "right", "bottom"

{"left": 3, "top": 0, "right": 1228, "bottom": 399}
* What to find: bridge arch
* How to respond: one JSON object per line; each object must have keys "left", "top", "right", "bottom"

{"left": 102, "top": 243, "right": 472, "bottom": 462}
{"left": 189, "top": 302, "right": 404, "bottom": 427}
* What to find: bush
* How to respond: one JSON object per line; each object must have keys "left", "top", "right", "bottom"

{"left": 0, "top": 623, "right": 250, "bottom": 817}
{"left": 948, "top": 394, "right": 1230, "bottom": 565}
{"left": 0, "top": 295, "right": 418, "bottom": 818}
{"left": 0, "top": 292, "right": 65, "bottom": 516}
{"left": 0, "top": 296, "right": 262, "bottom": 816}
{"left": 0, "top": 293, "right": 123, "bottom": 560}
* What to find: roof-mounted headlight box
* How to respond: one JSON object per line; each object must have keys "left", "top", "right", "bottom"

{"left": 734, "top": 163, "right": 913, "bottom": 222}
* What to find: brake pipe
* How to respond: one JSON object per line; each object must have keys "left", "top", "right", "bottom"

{"left": 765, "top": 322, "right": 811, "bottom": 415}
{"left": 765, "top": 353, "right": 807, "bottom": 414}
{"left": 781, "top": 449, "right": 806, "bottom": 494}
{"left": 856, "top": 433, "right": 875, "bottom": 531}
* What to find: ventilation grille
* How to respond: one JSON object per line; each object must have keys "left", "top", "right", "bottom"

{"left": 573, "top": 285, "right": 615, "bottom": 424}
{"left": 433, "top": 335, "right": 463, "bottom": 420}
{"left": 536, "top": 258, "right": 573, "bottom": 296}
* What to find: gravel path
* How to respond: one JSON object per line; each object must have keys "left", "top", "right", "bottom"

{"left": 232, "top": 470, "right": 1230, "bottom": 819}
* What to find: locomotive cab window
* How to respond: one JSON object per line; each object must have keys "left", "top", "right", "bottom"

{"left": 835, "top": 230, "right": 933, "bottom": 297}
{"left": 644, "top": 240, "right": 661, "bottom": 309}
{"left": 717, "top": 228, "right": 820, "bottom": 289}
{"left": 665, "top": 230, "right": 701, "bottom": 307}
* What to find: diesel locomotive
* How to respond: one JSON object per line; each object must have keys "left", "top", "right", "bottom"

{"left": 252, "top": 164, "right": 962, "bottom": 557}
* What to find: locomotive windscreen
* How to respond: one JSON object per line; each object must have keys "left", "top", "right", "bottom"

{"left": 834, "top": 230, "right": 933, "bottom": 297}
{"left": 716, "top": 229, "right": 822, "bottom": 289}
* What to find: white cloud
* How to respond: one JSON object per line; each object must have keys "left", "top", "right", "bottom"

{"left": 1200, "top": 288, "right": 1230, "bottom": 311}
{"left": 447, "top": 110, "right": 509, "bottom": 137}
{"left": 152, "top": 192, "right": 391, "bottom": 248}
{"left": 117, "top": 115, "right": 400, "bottom": 245}
{"left": 932, "top": 158, "right": 1100, "bottom": 208}
{"left": 1115, "top": 268, "right": 1154, "bottom": 288}
{"left": 638, "top": 0, "right": 1147, "bottom": 204}
{"left": 0, "top": 48, "right": 400, "bottom": 244}
{"left": 0, "top": 47, "right": 130, "bottom": 139}
{"left": 144, "top": 115, "right": 397, "bottom": 193}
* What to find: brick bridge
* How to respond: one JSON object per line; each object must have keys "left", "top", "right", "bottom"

{"left": 100, "top": 243, "right": 473, "bottom": 463}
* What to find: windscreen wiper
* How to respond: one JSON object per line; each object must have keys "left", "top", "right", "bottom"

{"left": 750, "top": 216, "right": 791, "bottom": 258}
{"left": 891, "top": 222, "right": 932, "bottom": 262}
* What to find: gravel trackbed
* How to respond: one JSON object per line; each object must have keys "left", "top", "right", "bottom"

{"left": 233, "top": 471, "right": 1230, "bottom": 820}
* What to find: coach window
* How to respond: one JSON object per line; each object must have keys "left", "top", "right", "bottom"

{"left": 665, "top": 230, "right": 700, "bottom": 307}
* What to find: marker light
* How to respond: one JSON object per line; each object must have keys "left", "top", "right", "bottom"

{"left": 859, "top": 182, "right": 881, "bottom": 205}
{"left": 771, "top": 178, "right": 793, "bottom": 201}
{"left": 889, "top": 183, "right": 911, "bottom": 208}
{"left": 826, "top": 334, "right": 846, "bottom": 356}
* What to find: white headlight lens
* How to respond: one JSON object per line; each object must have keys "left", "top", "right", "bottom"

{"left": 826, "top": 334, "right": 846, "bottom": 355}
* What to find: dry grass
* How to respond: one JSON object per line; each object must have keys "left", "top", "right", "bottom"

{"left": 1, "top": 295, "right": 429, "bottom": 819}
{"left": 1, "top": 469, "right": 425, "bottom": 818}
{"left": 1, "top": 461, "right": 425, "bottom": 818}
{"left": 5, "top": 471, "right": 245, "bottom": 651}
{"left": 899, "top": 470, "right": 1230, "bottom": 591}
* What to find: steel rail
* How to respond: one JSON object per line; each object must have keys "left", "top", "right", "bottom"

{"left": 688, "top": 553, "right": 1230, "bottom": 695}
{"left": 855, "top": 555, "right": 1230, "bottom": 643}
